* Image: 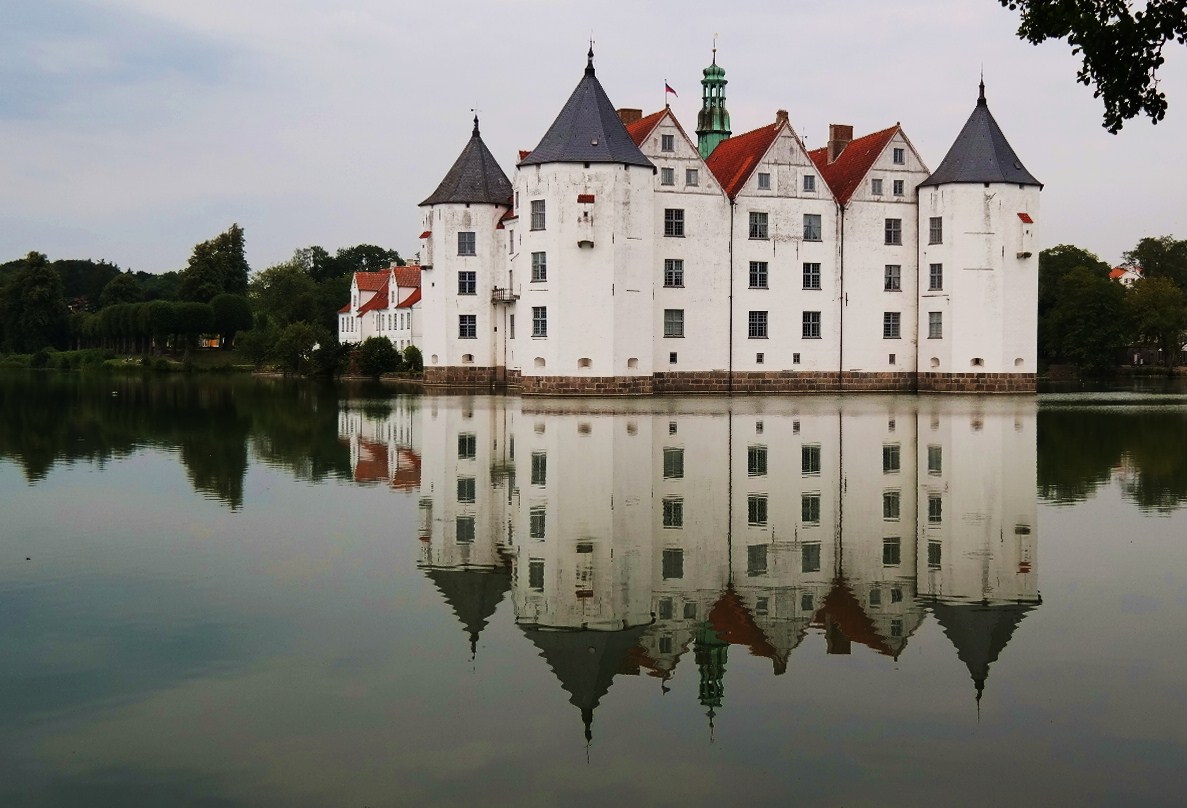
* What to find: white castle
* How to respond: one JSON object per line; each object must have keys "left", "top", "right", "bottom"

{"left": 409, "top": 48, "right": 1041, "bottom": 394}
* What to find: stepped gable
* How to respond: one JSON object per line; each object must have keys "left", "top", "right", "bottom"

{"left": 705, "top": 121, "right": 783, "bottom": 199}
{"left": 708, "top": 586, "right": 786, "bottom": 674}
{"left": 808, "top": 125, "right": 899, "bottom": 205}
{"left": 812, "top": 579, "right": 897, "bottom": 657}
{"left": 425, "top": 567, "right": 511, "bottom": 656}
{"left": 518, "top": 48, "right": 653, "bottom": 168}
{"left": 930, "top": 599, "right": 1035, "bottom": 702}
{"left": 920, "top": 80, "right": 1041, "bottom": 188}
{"left": 521, "top": 624, "right": 648, "bottom": 741}
{"left": 420, "top": 115, "right": 513, "bottom": 206}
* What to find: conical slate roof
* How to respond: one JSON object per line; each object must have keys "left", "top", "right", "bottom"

{"left": 518, "top": 49, "right": 652, "bottom": 169}
{"left": 920, "top": 81, "right": 1041, "bottom": 188}
{"left": 930, "top": 599, "right": 1036, "bottom": 701}
{"left": 420, "top": 116, "right": 513, "bottom": 206}
{"left": 425, "top": 567, "right": 511, "bottom": 656}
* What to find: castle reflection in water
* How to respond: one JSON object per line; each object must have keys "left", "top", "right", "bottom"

{"left": 340, "top": 395, "right": 1039, "bottom": 738}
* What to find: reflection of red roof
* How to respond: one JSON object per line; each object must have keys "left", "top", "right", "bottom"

{"left": 708, "top": 587, "right": 785, "bottom": 674}
{"left": 706, "top": 122, "right": 783, "bottom": 199}
{"left": 394, "top": 265, "right": 421, "bottom": 289}
{"left": 390, "top": 446, "right": 421, "bottom": 491}
{"left": 808, "top": 125, "right": 898, "bottom": 206}
{"left": 812, "top": 579, "right": 895, "bottom": 657}
{"left": 625, "top": 109, "right": 667, "bottom": 146}
{"left": 355, "top": 271, "right": 388, "bottom": 292}
{"left": 354, "top": 438, "right": 389, "bottom": 483}
{"left": 398, "top": 288, "right": 421, "bottom": 308}
{"left": 356, "top": 281, "right": 390, "bottom": 314}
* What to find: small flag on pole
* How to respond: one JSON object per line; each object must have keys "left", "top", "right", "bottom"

{"left": 665, "top": 82, "right": 678, "bottom": 97}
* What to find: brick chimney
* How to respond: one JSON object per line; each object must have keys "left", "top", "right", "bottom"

{"left": 828, "top": 124, "right": 853, "bottom": 164}
{"left": 617, "top": 108, "right": 642, "bottom": 126}
{"left": 775, "top": 109, "right": 789, "bottom": 126}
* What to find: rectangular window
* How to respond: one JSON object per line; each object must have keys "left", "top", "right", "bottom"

{"left": 757, "top": 172, "right": 771, "bottom": 190}
{"left": 456, "top": 516, "right": 475, "bottom": 543}
{"left": 884, "top": 264, "right": 901, "bottom": 291}
{"left": 686, "top": 168, "right": 699, "bottom": 186}
{"left": 893, "top": 147, "right": 905, "bottom": 164}
{"left": 663, "top": 447, "right": 684, "bottom": 479}
{"left": 658, "top": 599, "right": 673, "bottom": 620}
{"left": 883, "top": 537, "right": 901, "bottom": 565}
{"left": 661, "top": 133, "right": 675, "bottom": 152}
{"left": 884, "top": 218, "right": 902, "bottom": 245}
{"left": 662, "top": 548, "right": 684, "bottom": 579}
{"left": 929, "top": 216, "right": 943, "bottom": 244}
{"left": 929, "top": 311, "right": 943, "bottom": 339}
{"left": 882, "top": 443, "right": 900, "bottom": 473}
{"left": 662, "top": 497, "right": 684, "bottom": 528}
{"left": 929, "top": 263, "right": 944, "bottom": 291}
{"left": 684, "top": 602, "right": 697, "bottom": 619}
{"left": 509, "top": 313, "right": 515, "bottom": 340}
{"left": 803, "top": 213, "right": 822, "bottom": 241}
{"left": 664, "top": 308, "right": 684, "bottom": 338}
{"left": 458, "top": 231, "right": 476, "bottom": 256}
{"left": 660, "top": 167, "right": 675, "bottom": 186}
{"left": 528, "top": 559, "right": 544, "bottom": 590}
{"left": 748, "top": 310, "right": 768, "bottom": 339}
{"left": 801, "top": 592, "right": 814, "bottom": 611}
{"left": 457, "top": 477, "right": 476, "bottom": 503}
{"left": 883, "top": 490, "right": 901, "bottom": 519}
{"left": 664, "top": 208, "right": 685, "bottom": 237}
{"left": 928, "top": 445, "right": 943, "bottom": 475}
{"left": 458, "top": 433, "right": 476, "bottom": 459}
{"left": 803, "top": 174, "right": 816, "bottom": 192}
{"left": 802, "top": 444, "right": 821, "bottom": 475}
{"left": 531, "top": 451, "right": 547, "bottom": 486}
{"left": 871, "top": 178, "right": 883, "bottom": 195}
{"left": 458, "top": 314, "right": 476, "bottom": 339}
{"left": 530, "top": 199, "right": 546, "bottom": 230}
{"left": 870, "top": 588, "right": 882, "bottom": 606}
{"left": 531, "top": 251, "right": 547, "bottom": 282}
{"left": 458, "top": 270, "right": 476, "bottom": 295}
{"left": 801, "top": 493, "right": 821, "bottom": 524}
{"left": 893, "top": 179, "right": 904, "bottom": 196}
{"left": 748, "top": 544, "right": 768, "bottom": 576}
{"left": 747, "top": 445, "right": 767, "bottom": 476}
{"left": 883, "top": 311, "right": 901, "bottom": 339}
{"left": 802, "top": 543, "right": 821, "bottom": 573}
{"left": 532, "top": 306, "right": 547, "bottom": 337}
{"left": 929, "top": 493, "right": 943, "bottom": 524}
{"left": 748, "top": 494, "right": 768, "bottom": 526}
{"left": 749, "top": 261, "right": 768, "bottom": 289}
{"left": 802, "top": 310, "right": 821, "bottom": 339}
{"left": 803, "top": 262, "right": 821, "bottom": 289}
{"left": 663, "top": 258, "right": 684, "bottom": 287}
{"left": 749, "top": 211, "right": 769, "bottom": 239}
{"left": 529, "top": 506, "right": 546, "bottom": 539}
{"left": 928, "top": 541, "right": 942, "bottom": 568}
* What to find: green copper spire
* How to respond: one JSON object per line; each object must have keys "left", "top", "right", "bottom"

{"left": 696, "top": 45, "right": 731, "bottom": 159}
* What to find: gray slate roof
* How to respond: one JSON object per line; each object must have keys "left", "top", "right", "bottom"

{"left": 420, "top": 117, "right": 513, "bottom": 206}
{"left": 920, "top": 83, "right": 1041, "bottom": 188}
{"left": 519, "top": 51, "right": 653, "bottom": 168}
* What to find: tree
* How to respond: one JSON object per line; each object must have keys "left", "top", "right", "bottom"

{"left": 179, "top": 224, "right": 250, "bottom": 302}
{"left": 248, "top": 259, "right": 320, "bottom": 326}
{"left": 174, "top": 302, "right": 214, "bottom": 352}
{"left": 98, "top": 272, "right": 143, "bottom": 308}
{"left": 210, "top": 294, "right": 254, "bottom": 349}
{"left": 1123, "top": 235, "right": 1187, "bottom": 291}
{"left": 1000, "top": 1, "right": 1187, "bottom": 132}
{"left": 355, "top": 336, "right": 402, "bottom": 377}
{"left": 271, "top": 322, "right": 328, "bottom": 375}
{"left": 236, "top": 324, "right": 276, "bottom": 369}
{"left": 0, "top": 252, "right": 70, "bottom": 352}
{"left": 332, "top": 244, "right": 403, "bottom": 276}
{"left": 1038, "top": 244, "right": 1112, "bottom": 363}
{"left": 403, "top": 344, "right": 423, "bottom": 372}
{"left": 1127, "top": 276, "right": 1187, "bottom": 365}
{"left": 1046, "top": 266, "right": 1129, "bottom": 370}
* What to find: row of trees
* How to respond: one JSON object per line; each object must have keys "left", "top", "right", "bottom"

{"left": 1040, "top": 237, "right": 1187, "bottom": 371}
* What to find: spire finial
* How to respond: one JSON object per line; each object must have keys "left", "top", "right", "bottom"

{"left": 470, "top": 108, "right": 480, "bottom": 137}
{"left": 978, "top": 69, "right": 986, "bottom": 105}
{"left": 712, "top": 32, "right": 718, "bottom": 64}
{"left": 586, "top": 38, "right": 595, "bottom": 76}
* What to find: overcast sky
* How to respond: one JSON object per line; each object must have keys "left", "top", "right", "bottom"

{"left": 2, "top": 0, "right": 1184, "bottom": 274}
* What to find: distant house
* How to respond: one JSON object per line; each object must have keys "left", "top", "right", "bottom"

{"left": 1109, "top": 265, "right": 1143, "bottom": 288}
{"left": 338, "top": 262, "right": 422, "bottom": 350}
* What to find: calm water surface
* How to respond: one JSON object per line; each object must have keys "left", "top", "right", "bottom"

{"left": 2, "top": 372, "right": 1186, "bottom": 807}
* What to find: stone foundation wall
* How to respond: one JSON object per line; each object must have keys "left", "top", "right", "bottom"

{"left": 918, "top": 372, "right": 1036, "bottom": 393}
{"left": 519, "top": 374, "right": 654, "bottom": 396}
{"left": 838, "top": 372, "right": 918, "bottom": 392}
{"left": 423, "top": 366, "right": 501, "bottom": 387}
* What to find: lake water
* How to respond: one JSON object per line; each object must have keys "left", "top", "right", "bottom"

{"left": 2, "top": 372, "right": 1186, "bottom": 807}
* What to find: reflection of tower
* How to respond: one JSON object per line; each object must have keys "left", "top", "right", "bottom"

{"left": 693, "top": 621, "right": 728, "bottom": 734}
{"left": 426, "top": 567, "right": 510, "bottom": 658}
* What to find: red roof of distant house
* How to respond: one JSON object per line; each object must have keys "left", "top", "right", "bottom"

{"left": 394, "top": 265, "right": 421, "bottom": 289}
{"left": 397, "top": 287, "right": 421, "bottom": 308}
{"left": 706, "top": 121, "right": 784, "bottom": 199}
{"left": 625, "top": 109, "right": 668, "bottom": 146}
{"left": 808, "top": 124, "right": 899, "bottom": 206}
{"left": 1109, "top": 267, "right": 1126, "bottom": 280}
{"left": 354, "top": 271, "right": 388, "bottom": 292}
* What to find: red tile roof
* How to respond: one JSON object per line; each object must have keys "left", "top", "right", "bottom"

{"left": 1017, "top": 212, "right": 1034, "bottom": 223}
{"left": 419, "top": 230, "right": 431, "bottom": 239}
{"left": 1109, "top": 267, "right": 1126, "bottom": 280}
{"left": 706, "top": 121, "right": 784, "bottom": 200}
{"left": 338, "top": 303, "right": 351, "bottom": 314}
{"left": 397, "top": 287, "right": 421, "bottom": 308}
{"left": 394, "top": 265, "right": 421, "bottom": 289}
{"left": 625, "top": 109, "right": 668, "bottom": 146}
{"left": 807, "top": 125, "right": 899, "bottom": 206}
{"left": 356, "top": 282, "right": 390, "bottom": 315}
{"left": 518, "top": 149, "right": 531, "bottom": 161}
{"left": 354, "top": 271, "right": 389, "bottom": 292}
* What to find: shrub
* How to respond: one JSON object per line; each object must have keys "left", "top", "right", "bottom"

{"left": 356, "top": 336, "right": 402, "bottom": 377}
{"left": 403, "top": 344, "right": 423, "bottom": 372}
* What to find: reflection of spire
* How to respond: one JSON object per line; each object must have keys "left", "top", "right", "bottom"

{"left": 694, "top": 621, "right": 728, "bottom": 738}
{"left": 930, "top": 599, "right": 1035, "bottom": 705}
{"left": 425, "top": 567, "right": 511, "bottom": 658}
